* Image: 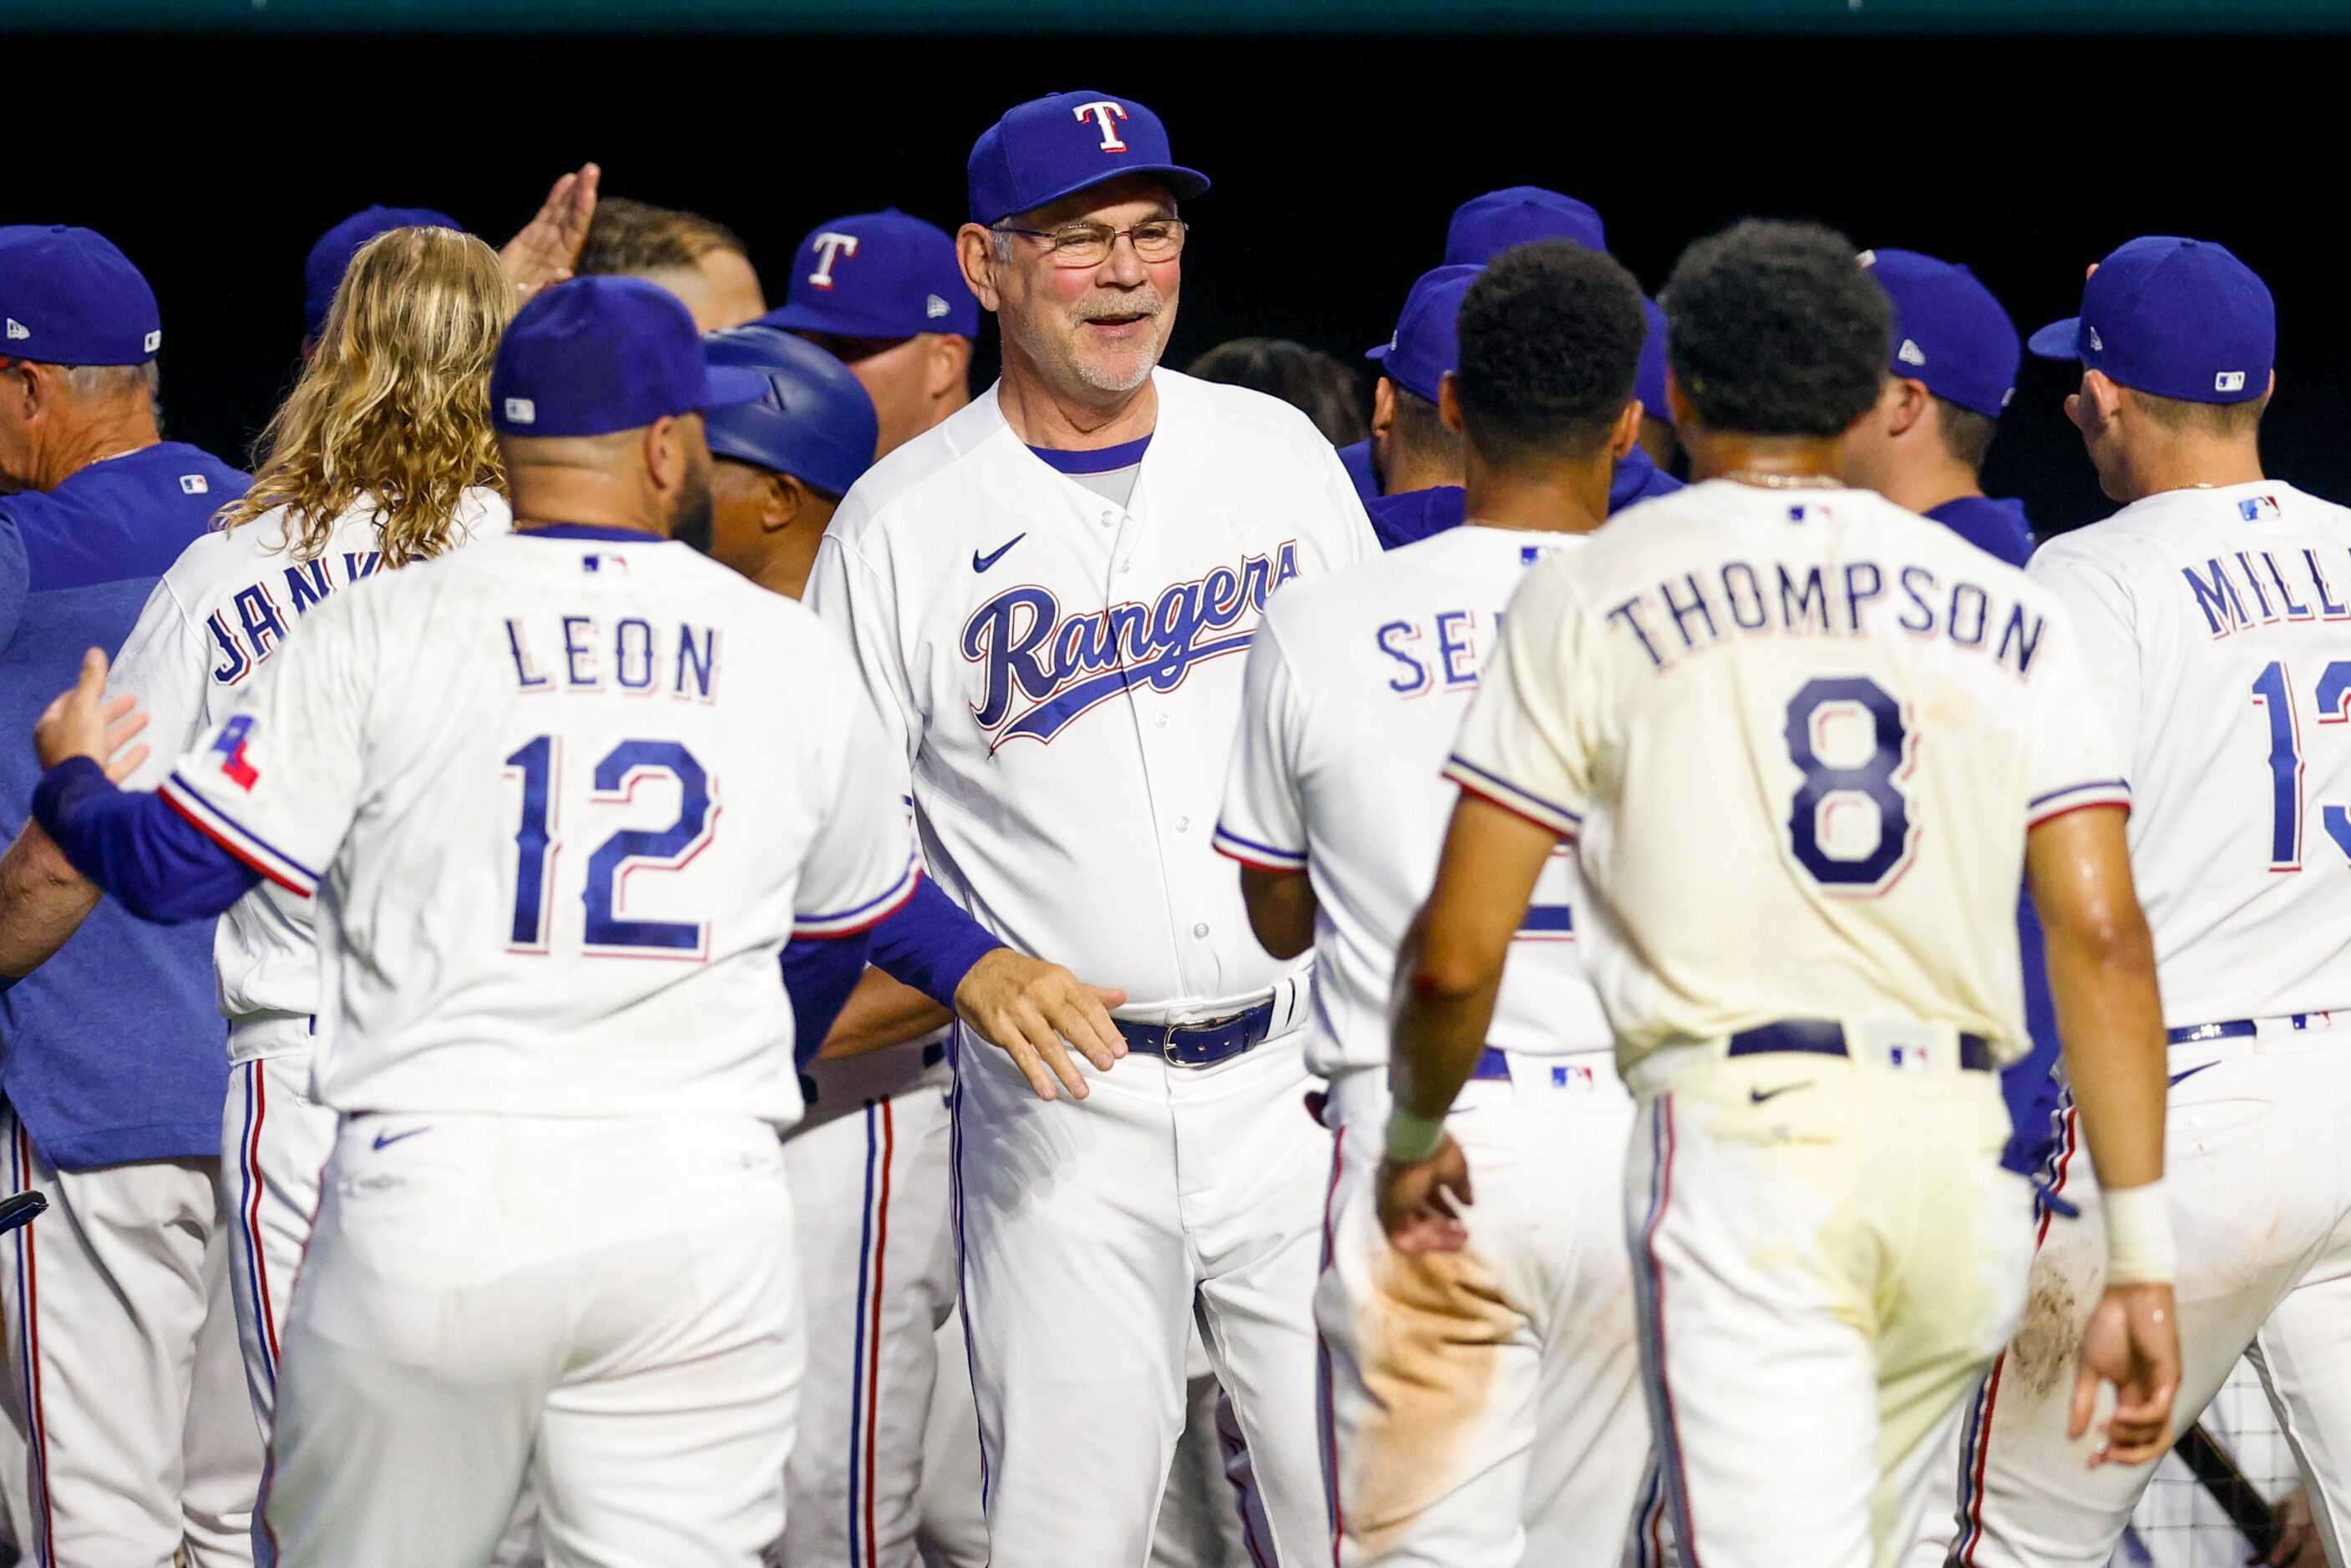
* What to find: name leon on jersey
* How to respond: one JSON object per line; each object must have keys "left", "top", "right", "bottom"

{"left": 504, "top": 613, "right": 721, "bottom": 701}
{"left": 206, "top": 549, "right": 388, "bottom": 685}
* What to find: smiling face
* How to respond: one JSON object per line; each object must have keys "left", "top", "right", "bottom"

{"left": 972, "top": 175, "right": 1181, "bottom": 408}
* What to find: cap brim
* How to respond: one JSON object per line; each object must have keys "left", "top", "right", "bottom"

{"left": 763, "top": 300, "right": 925, "bottom": 341}
{"left": 2026, "top": 317, "right": 2082, "bottom": 360}
{"left": 700, "top": 365, "right": 773, "bottom": 412}
{"left": 980, "top": 164, "right": 1211, "bottom": 225}
{"left": 1364, "top": 343, "right": 1392, "bottom": 365}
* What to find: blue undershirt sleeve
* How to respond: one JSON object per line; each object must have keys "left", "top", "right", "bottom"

{"left": 33, "top": 756, "right": 262, "bottom": 923}
{"left": 867, "top": 877, "right": 1002, "bottom": 1010}
{"left": 779, "top": 931, "right": 873, "bottom": 1066}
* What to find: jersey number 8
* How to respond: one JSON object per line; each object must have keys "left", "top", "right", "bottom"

{"left": 1782, "top": 675, "right": 1918, "bottom": 896}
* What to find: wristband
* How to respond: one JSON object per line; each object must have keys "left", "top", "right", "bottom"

{"left": 1384, "top": 1105, "right": 1447, "bottom": 1165}
{"left": 2102, "top": 1179, "right": 2176, "bottom": 1286}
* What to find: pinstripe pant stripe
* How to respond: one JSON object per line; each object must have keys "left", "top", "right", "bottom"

{"left": 848, "top": 1102, "right": 879, "bottom": 1568}
{"left": 238, "top": 1062, "right": 281, "bottom": 1390}
{"left": 1318, "top": 1124, "right": 1345, "bottom": 1566}
{"left": 10, "top": 1120, "right": 57, "bottom": 1568}
{"left": 946, "top": 1027, "right": 991, "bottom": 1510}
{"left": 1634, "top": 1096, "right": 1700, "bottom": 1565}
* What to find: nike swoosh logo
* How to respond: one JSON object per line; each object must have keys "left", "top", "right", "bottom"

{"left": 371, "top": 1125, "right": 430, "bottom": 1151}
{"left": 972, "top": 534, "right": 1026, "bottom": 574}
{"left": 2167, "top": 1062, "right": 2217, "bottom": 1088}
{"left": 1749, "top": 1083, "right": 1806, "bottom": 1105}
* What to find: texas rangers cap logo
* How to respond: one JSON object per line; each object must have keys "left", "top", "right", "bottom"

{"left": 1074, "top": 99, "right": 1130, "bottom": 151}
{"left": 808, "top": 231, "right": 860, "bottom": 291}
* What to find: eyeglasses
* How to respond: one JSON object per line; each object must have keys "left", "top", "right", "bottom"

{"left": 991, "top": 218, "right": 1188, "bottom": 270}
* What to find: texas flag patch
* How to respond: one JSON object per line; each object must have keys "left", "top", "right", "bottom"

{"left": 210, "top": 715, "right": 260, "bottom": 791}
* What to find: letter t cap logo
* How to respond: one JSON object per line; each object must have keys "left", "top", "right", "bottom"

{"left": 1074, "top": 100, "right": 1129, "bottom": 152}
{"left": 808, "top": 232, "right": 860, "bottom": 290}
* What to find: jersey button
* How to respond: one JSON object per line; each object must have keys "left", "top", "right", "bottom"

{"left": 1174, "top": 815, "right": 1191, "bottom": 832}
{"left": 1100, "top": 510, "right": 1117, "bottom": 527}
{"left": 1153, "top": 712, "right": 1169, "bottom": 728}
{"left": 1192, "top": 923, "right": 1210, "bottom": 938}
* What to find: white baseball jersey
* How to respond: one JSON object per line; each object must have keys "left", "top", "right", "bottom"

{"left": 1214, "top": 524, "right": 1611, "bottom": 1077}
{"left": 807, "top": 368, "right": 1376, "bottom": 1016}
{"left": 111, "top": 489, "right": 509, "bottom": 1060}
{"left": 160, "top": 526, "right": 916, "bottom": 1123}
{"left": 1449, "top": 479, "right": 2128, "bottom": 1065}
{"left": 2027, "top": 478, "right": 2351, "bottom": 1029}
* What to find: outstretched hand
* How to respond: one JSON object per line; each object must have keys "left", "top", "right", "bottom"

{"left": 500, "top": 163, "right": 600, "bottom": 304}
{"left": 35, "top": 649, "right": 149, "bottom": 781}
{"left": 2070, "top": 1280, "right": 2181, "bottom": 1466}
{"left": 1377, "top": 1135, "right": 1472, "bottom": 1255}
{"left": 953, "top": 948, "right": 1127, "bottom": 1103}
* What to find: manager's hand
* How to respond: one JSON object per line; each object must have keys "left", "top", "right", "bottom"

{"left": 954, "top": 948, "right": 1126, "bottom": 1103}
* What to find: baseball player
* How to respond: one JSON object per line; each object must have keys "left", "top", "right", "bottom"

{"left": 808, "top": 89, "right": 1376, "bottom": 1565}
{"left": 1218, "top": 240, "right": 1654, "bottom": 1565}
{"left": 2, "top": 225, "right": 514, "bottom": 1499}
{"left": 31, "top": 275, "right": 917, "bottom": 1566}
{"left": 691, "top": 320, "right": 965, "bottom": 1568}
{"left": 1921, "top": 237, "right": 2351, "bottom": 1567}
{"left": 765, "top": 210, "right": 978, "bottom": 460}
{"left": 0, "top": 225, "right": 262, "bottom": 1567}
{"left": 579, "top": 196, "right": 766, "bottom": 330}
{"left": 1360, "top": 261, "right": 1680, "bottom": 552}
{"left": 1392, "top": 219, "right": 2181, "bottom": 1568}
{"left": 1841, "top": 250, "right": 2068, "bottom": 1181}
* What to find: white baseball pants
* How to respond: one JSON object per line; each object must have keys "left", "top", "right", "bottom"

{"left": 265, "top": 1112, "right": 801, "bottom": 1568}
{"left": 778, "top": 1044, "right": 961, "bottom": 1568}
{"left": 917, "top": 1306, "right": 987, "bottom": 1568}
{"left": 0, "top": 1111, "right": 264, "bottom": 1568}
{"left": 1318, "top": 1055, "right": 1649, "bottom": 1567}
{"left": 220, "top": 1052, "right": 334, "bottom": 1429}
{"left": 1912, "top": 1020, "right": 2351, "bottom": 1567}
{"left": 1629, "top": 1038, "right": 2035, "bottom": 1568}
{"left": 950, "top": 1024, "right": 1324, "bottom": 1567}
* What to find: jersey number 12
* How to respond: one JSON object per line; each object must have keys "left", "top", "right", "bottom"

{"left": 504, "top": 736, "right": 718, "bottom": 958}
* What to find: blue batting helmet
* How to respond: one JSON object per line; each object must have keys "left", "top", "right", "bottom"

{"left": 700, "top": 325, "right": 879, "bottom": 498}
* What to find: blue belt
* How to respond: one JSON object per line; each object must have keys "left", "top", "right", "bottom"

{"left": 2167, "top": 1014, "right": 2333, "bottom": 1045}
{"left": 1117, "top": 999, "right": 1276, "bottom": 1067}
{"left": 1727, "top": 1019, "right": 1992, "bottom": 1073}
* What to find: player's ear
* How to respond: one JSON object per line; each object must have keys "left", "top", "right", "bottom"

{"left": 1887, "top": 377, "right": 1929, "bottom": 438}
{"left": 928, "top": 331, "right": 973, "bottom": 399}
{"left": 957, "top": 225, "right": 1003, "bottom": 313}
{"left": 1665, "top": 367, "right": 1698, "bottom": 432}
{"left": 1371, "top": 377, "right": 1398, "bottom": 439}
{"left": 1608, "top": 399, "right": 1643, "bottom": 461}
{"left": 1436, "top": 372, "right": 1466, "bottom": 437}
{"left": 764, "top": 473, "right": 805, "bottom": 534}
{"left": 642, "top": 415, "right": 690, "bottom": 498}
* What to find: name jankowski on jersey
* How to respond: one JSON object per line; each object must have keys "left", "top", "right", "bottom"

{"left": 2181, "top": 544, "right": 2351, "bottom": 638}
{"left": 962, "top": 541, "right": 1299, "bottom": 746}
{"left": 1602, "top": 554, "right": 2046, "bottom": 677}
{"left": 206, "top": 549, "right": 386, "bottom": 685}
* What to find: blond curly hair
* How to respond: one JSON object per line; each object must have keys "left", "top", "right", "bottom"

{"left": 220, "top": 225, "right": 514, "bottom": 565}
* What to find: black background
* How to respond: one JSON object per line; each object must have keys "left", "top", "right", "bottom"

{"left": 12, "top": 28, "right": 2343, "bottom": 534}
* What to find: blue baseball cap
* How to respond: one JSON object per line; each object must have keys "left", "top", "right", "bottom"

{"left": 305, "top": 206, "right": 463, "bottom": 340}
{"left": 968, "top": 89, "right": 1209, "bottom": 227}
{"left": 2026, "top": 236, "right": 2274, "bottom": 406}
{"left": 1366, "top": 263, "right": 1482, "bottom": 405}
{"left": 1859, "top": 248, "right": 2020, "bottom": 419}
{"left": 765, "top": 210, "right": 980, "bottom": 341}
{"left": 1637, "top": 295, "right": 1671, "bottom": 423}
{"left": 1444, "top": 187, "right": 1607, "bottom": 267}
{"left": 491, "top": 276, "right": 768, "bottom": 439}
{"left": 0, "top": 225, "right": 162, "bottom": 366}
{"left": 702, "top": 325, "right": 879, "bottom": 498}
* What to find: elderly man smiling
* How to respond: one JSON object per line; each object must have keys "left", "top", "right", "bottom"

{"left": 808, "top": 89, "right": 1376, "bottom": 1567}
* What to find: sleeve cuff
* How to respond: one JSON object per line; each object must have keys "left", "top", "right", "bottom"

{"left": 794, "top": 857, "right": 921, "bottom": 938}
{"left": 1212, "top": 822, "right": 1309, "bottom": 873}
{"left": 1442, "top": 755, "right": 1584, "bottom": 839}
{"left": 2026, "top": 779, "right": 2132, "bottom": 827}
{"left": 158, "top": 772, "right": 320, "bottom": 896}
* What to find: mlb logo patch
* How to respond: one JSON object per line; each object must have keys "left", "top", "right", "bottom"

{"left": 210, "top": 714, "right": 260, "bottom": 791}
{"left": 179, "top": 473, "right": 208, "bottom": 495}
{"left": 1549, "top": 1063, "right": 1598, "bottom": 1092}
{"left": 2239, "top": 493, "right": 2281, "bottom": 522}
{"left": 504, "top": 397, "right": 536, "bottom": 425}
{"left": 1888, "top": 1044, "right": 1931, "bottom": 1072}
{"left": 582, "top": 553, "right": 627, "bottom": 575}
{"left": 2216, "top": 371, "right": 2247, "bottom": 393}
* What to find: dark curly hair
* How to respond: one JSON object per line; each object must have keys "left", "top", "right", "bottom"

{"left": 1662, "top": 220, "right": 1891, "bottom": 439}
{"left": 1184, "top": 337, "right": 1369, "bottom": 445}
{"left": 1455, "top": 240, "right": 1646, "bottom": 467}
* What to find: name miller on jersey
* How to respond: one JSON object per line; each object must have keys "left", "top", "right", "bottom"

{"left": 1603, "top": 550, "right": 2046, "bottom": 677}
{"left": 503, "top": 612, "right": 721, "bottom": 701}
{"left": 2181, "top": 544, "right": 2351, "bottom": 639}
